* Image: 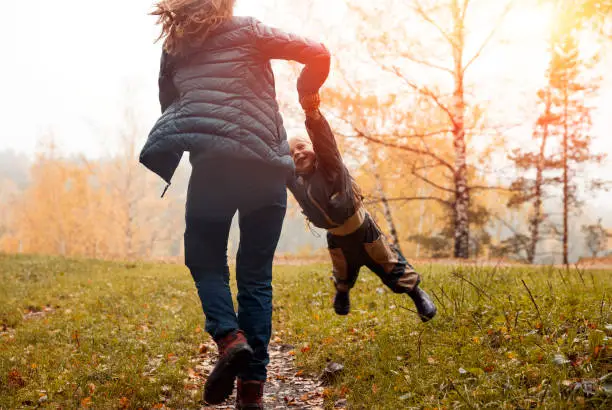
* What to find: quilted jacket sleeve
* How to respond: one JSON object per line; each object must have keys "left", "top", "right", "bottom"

{"left": 158, "top": 51, "right": 179, "bottom": 113}
{"left": 250, "top": 19, "right": 330, "bottom": 96}
{"left": 305, "top": 111, "right": 343, "bottom": 177}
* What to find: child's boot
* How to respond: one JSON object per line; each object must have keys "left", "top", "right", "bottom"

{"left": 236, "top": 379, "right": 265, "bottom": 410}
{"left": 407, "top": 286, "right": 437, "bottom": 322}
{"left": 333, "top": 290, "right": 350, "bottom": 315}
{"left": 204, "top": 330, "right": 253, "bottom": 404}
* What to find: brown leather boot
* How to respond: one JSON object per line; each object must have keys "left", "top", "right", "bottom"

{"left": 204, "top": 330, "right": 253, "bottom": 404}
{"left": 235, "top": 379, "right": 264, "bottom": 410}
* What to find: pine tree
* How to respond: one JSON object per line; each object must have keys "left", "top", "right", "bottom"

{"left": 549, "top": 28, "right": 603, "bottom": 265}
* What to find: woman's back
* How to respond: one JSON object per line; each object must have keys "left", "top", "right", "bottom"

{"left": 140, "top": 15, "right": 330, "bottom": 185}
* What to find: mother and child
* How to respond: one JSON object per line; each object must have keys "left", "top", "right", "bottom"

{"left": 139, "top": 0, "right": 436, "bottom": 408}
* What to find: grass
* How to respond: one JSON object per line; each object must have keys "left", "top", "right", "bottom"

{"left": 0, "top": 254, "right": 610, "bottom": 409}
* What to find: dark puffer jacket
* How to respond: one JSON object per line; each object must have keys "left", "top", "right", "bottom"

{"left": 139, "top": 16, "right": 330, "bottom": 185}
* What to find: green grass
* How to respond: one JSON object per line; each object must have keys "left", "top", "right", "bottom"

{"left": 0, "top": 254, "right": 610, "bottom": 409}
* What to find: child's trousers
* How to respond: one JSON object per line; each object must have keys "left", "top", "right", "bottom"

{"left": 184, "top": 158, "right": 287, "bottom": 382}
{"left": 326, "top": 213, "right": 420, "bottom": 293}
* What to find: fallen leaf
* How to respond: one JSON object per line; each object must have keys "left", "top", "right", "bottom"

{"left": 339, "top": 385, "right": 349, "bottom": 397}
{"left": 593, "top": 345, "right": 603, "bottom": 359}
{"left": 7, "top": 369, "right": 26, "bottom": 388}
{"left": 81, "top": 397, "right": 92, "bottom": 408}
{"left": 427, "top": 357, "right": 437, "bottom": 364}
{"left": 119, "top": 397, "right": 130, "bottom": 409}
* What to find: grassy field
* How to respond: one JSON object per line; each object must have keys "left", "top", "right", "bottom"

{"left": 0, "top": 254, "right": 610, "bottom": 409}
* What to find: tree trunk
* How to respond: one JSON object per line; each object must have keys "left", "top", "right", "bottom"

{"left": 451, "top": 0, "right": 470, "bottom": 259}
{"left": 374, "top": 170, "right": 402, "bottom": 252}
{"left": 562, "top": 87, "right": 570, "bottom": 266}
{"left": 528, "top": 91, "right": 552, "bottom": 264}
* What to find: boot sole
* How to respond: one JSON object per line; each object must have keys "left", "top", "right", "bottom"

{"left": 334, "top": 304, "right": 350, "bottom": 315}
{"left": 204, "top": 345, "right": 253, "bottom": 404}
{"left": 419, "top": 306, "right": 437, "bottom": 323}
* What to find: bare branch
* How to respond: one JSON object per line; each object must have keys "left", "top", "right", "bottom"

{"left": 490, "top": 212, "right": 530, "bottom": 246}
{"left": 399, "top": 52, "right": 454, "bottom": 74}
{"left": 412, "top": 168, "right": 454, "bottom": 193}
{"left": 463, "top": 0, "right": 515, "bottom": 74}
{"left": 337, "top": 126, "right": 455, "bottom": 173}
{"left": 412, "top": 0, "right": 457, "bottom": 48}
{"left": 365, "top": 196, "right": 452, "bottom": 207}
{"left": 389, "top": 65, "right": 457, "bottom": 126}
{"left": 462, "top": 0, "right": 471, "bottom": 21}
{"left": 469, "top": 185, "right": 516, "bottom": 192}
{"left": 392, "top": 128, "right": 454, "bottom": 139}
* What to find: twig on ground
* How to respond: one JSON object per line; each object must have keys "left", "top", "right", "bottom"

{"left": 521, "top": 279, "right": 542, "bottom": 322}
{"left": 574, "top": 264, "right": 586, "bottom": 286}
{"left": 514, "top": 310, "right": 520, "bottom": 329}
{"left": 417, "top": 328, "right": 426, "bottom": 361}
{"left": 431, "top": 290, "right": 447, "bottom": 313}
{"left": 452, "top": 271, "right": 493, "bottom": 302}
{"left": 600, "top": 292, "right": 607, "bottom": 322}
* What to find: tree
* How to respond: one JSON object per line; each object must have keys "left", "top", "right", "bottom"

{"left": 506, "top": 71, "right": 561, "bottom": 264}
{"left": 549, "top": 24, "right": 604, "bottom": 265}
{"left": 581, "top": 218, "right": 609, "bottom": 257}
{"left": 337, "top": 0, "right": 515, "bottom": 259}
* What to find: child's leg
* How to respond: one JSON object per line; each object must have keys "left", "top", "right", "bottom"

{"left": 327, "top": 233, "right": 361, "bottom": 292}
{"left": 362, "top": 225, "right": 420, "bottom": 294}
{"left": 327, "top": 233, "right": 361, "bottom": 315}
{"left": 362, "top": 217, "right": 436, "bottom": 321}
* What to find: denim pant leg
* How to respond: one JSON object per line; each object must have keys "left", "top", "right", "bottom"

{"left": 235, "top": 195, "right": 287, "bottom": 381}
{"left": 185, "top": 214, "right": 239, "bottom": 340}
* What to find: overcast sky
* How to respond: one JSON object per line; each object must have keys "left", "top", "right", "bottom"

{"left": 0, "top": 0, "right": 610, "bottom": 215}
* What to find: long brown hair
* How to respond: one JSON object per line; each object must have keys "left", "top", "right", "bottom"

{"left": 151, "top": 0, "right": 236, "bottom": 55}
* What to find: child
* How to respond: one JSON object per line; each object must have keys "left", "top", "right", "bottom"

{"left": 139, "top": 1, "right": 331, "bottom": 408}
{"left": 288, "top": 95, "right": 437, "bottom": 321}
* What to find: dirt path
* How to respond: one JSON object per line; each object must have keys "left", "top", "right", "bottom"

{"left": 192, "top": 341, "right": 328, "bottom": 410}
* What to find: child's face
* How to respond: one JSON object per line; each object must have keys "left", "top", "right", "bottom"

{"left": 289, "top": 137, "right": 316, "bottom": 175}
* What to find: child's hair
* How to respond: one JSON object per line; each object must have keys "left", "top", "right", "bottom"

{"left": 151, "top": 0, "right": 236, "bottom": 55}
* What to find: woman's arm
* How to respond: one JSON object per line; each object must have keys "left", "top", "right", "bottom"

{"left": 250, "top": 19, "right": 331, "bottom": 97}
{"left": 158, "top": 51, "right": 179, "bottom": 113}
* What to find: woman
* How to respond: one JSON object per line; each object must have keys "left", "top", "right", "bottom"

{"left": 139, "top": 1, "right": 330, "bottom": 408}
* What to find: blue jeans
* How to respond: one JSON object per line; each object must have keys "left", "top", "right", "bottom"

{"left": 184, "top": 159, "right": 287, "bottom": 381}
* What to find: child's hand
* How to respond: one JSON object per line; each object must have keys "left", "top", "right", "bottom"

{"left": 299, "top": 93, "right": 320, "bottom": 117}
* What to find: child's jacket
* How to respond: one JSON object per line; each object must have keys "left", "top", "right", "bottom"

{"left": 140, "top": 17, "right": 330, "bottom": 185}
{"left": 287, "top": 114, "right": 363, "bottom": 232}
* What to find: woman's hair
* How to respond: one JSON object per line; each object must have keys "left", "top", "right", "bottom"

{"left": 152, "top": 0, "right": 236, "bottom": 55}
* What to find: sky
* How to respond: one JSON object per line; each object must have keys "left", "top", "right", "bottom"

{"left": 0, "top": 0, "right": 610, "bottom": 218}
